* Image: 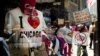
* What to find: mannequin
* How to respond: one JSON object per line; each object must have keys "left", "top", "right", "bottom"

{"left": 4, "top": 0, "right": 47, "bottom": 56}
{"left": 4, "top": 0, "right": 47, "bottom": 34}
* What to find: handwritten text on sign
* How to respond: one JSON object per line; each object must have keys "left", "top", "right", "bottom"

{"left": 73, "top": 9, "right": 90, "bottom": 23}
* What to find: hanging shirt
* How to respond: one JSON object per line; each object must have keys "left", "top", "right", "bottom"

{"left": 4, "top": 7, "right": 47, "bottom": 33}
{"left": 4, "top": 7, "right": 47, "bottom": 47}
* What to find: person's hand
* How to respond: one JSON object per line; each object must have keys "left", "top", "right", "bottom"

{"left": 12, "top": 24, "right": 22, "bottom": 32}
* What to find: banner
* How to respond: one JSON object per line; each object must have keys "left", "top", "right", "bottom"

{"left": 73, "top": 8, "right": 91, "bottom": 23}
{"left": 87, "top": 0, "right": 97, "bottom": 22}
{"left": 72, "top": 31, "right": 89, "bottom": 46}
{"left": 87, "top": 0, "right": 96, "bottom": 8}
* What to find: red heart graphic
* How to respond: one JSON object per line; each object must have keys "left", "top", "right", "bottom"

{"left": 28, "top": 16, "right": 40, "bottom": 29}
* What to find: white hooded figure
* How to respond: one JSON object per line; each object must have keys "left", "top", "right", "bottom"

{"left": 4, "top": 0, "right": 47, "bottom": 56}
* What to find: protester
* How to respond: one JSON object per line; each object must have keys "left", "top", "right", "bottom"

{"left": 89, "top": 22, "right": 95, "bottom": 49}
{"left": 57, "top": 20, "right": 73, "bottom": 56}
{"left": 77, "top": 23, "right": 88, "bottom": 56}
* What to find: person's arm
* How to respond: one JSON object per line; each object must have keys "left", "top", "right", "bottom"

{"left": 89, "top": 25, "right": 93, "bottom": 34}
{"left": 4, "top": 11, "right": 22, "bottom": 35}
{"left": 42, "top": 17, "right": 47, "bottom": 29}
{"left": 85, "top": 26, "right": 88, "bottom": 32}
{"left": 4, "top": 12, "right": 14, "bottom": 34}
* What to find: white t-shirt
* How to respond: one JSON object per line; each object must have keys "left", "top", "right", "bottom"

{"left": 4, "top": 7, "right": 47, "bottom": 47}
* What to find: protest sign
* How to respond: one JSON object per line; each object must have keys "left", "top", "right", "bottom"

{"left": 72, "top": 31, "right": 89, "bottom": 46}
{"left": 73, "top": 9, "right": 91, "bottom": 23}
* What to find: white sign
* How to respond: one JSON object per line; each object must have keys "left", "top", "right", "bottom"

{"left": 72, "top": 31, "right": 89, "bottom": 46}
{"left": 58, "top": 19, "right": 64, "bottom": 25}
{"left": 73, "top": 9, "right": 91, "bottom": 23}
